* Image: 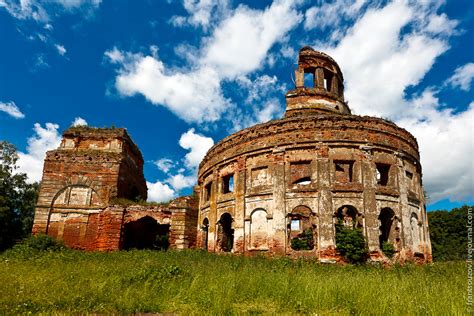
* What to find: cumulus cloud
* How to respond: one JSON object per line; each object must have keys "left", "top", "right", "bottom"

{"left": 0, "top": 101, "right": 25, "bottom": 119}
{"left": 397, "top": 93, "right": 474, "bottom": 203}
{"left": 106, "top": 0, "right": 301, "bottom": 124}
{"left": 149, "top": 129, "right": 214, "bottom": 196}
{"left": 147, "top": 180, "right": 176, "bottom": 203}
{"left": 324, "top": 1, "right": 451, "bottom": 117}
{"left": 445, "top": 63, "right": 474, "bottom": 91}
{"left": 166, "top": 173, "right": 196, "bottom": 191}
{"left": 17, "top": 122, "right": 62, "bottom": 183}
{"left": 178, "top": 128, "right": 214, "bottom": 170}
{"left": 71, "top": 117, "right": 87, "bottom": 126}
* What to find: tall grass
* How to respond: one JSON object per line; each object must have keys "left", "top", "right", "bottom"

{"left": 0, "top": 249, "right": 467, "bottom": 314}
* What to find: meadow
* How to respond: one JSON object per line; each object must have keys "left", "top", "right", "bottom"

{"left": 0, "top": 249, "right": 467, "bottom": 315}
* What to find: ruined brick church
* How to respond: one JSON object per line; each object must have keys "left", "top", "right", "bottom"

{"left": 32, "top": 47, "right": 432, "bottom": 263}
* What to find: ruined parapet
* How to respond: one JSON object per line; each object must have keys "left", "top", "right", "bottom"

{"left": 285, "top": 46, "right": 351, "bottom": 118}
{"left": 32, "top": 127, "right": 147, "bottom": 249}
{"left": 197, "top": 46, "right": 431, "bottom": 264}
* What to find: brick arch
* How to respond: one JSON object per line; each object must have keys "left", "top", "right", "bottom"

{"left": 50, "top": 184, "right": 105, "bottom": 209}
{"left": 49, "top": 175, "right": 103, "bottom": 208}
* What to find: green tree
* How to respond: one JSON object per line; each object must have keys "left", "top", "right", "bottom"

{"left": 428, "top": 205, "right": 472, "bottom": 261}
{"left": 335, "top": 223, "right": 368, "bottom": 263}
{"left": 0, "top": 141, "right": 39, "bottom": 250}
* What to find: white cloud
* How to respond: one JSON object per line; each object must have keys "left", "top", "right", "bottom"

{"left": 324, "top": 1, "right": 451, "bottom": 118}
{"left": 147, "top": 180, "right": 176, "bottom": 203}
{"left": 107, "top": 0, "right": 301, "bottom": 124}
{"left": 397, "top": 93, "right": 474, "bottom": 203}
{"left": 178, "top": 128, "right": 214, "bottom": 170}
{"left": 112, "top": 53, "right": 229, "bottom": 123}
{"left": 304, "top": 0, "right": 366, "bottom": 30}
{"left": 154, "top": 158, "right": 175, "bottom": 173}
{"left": 151, "top": 129, "right": 214, "bottom": 193}
{"left": 55, "top": 44, "right": 66, "bottom": 55}
{"left": 445, "top": 63, "right": 474, "bottom": 91}
{"left": 202, "top": 0, "right": 302, "bottom": 79}
{"left": 170, "top": 0, "right": 230, "bottom": 30}
{"left": 71, "top": 117, "right": 87, "bottom": 126}
{"left": 17, "top": 122, "right": 62, "bottom": 183}
{"left": 0, "top": 101, "right": 25, "bottom": 119}
{"left": 0, "top": 0, "right": 101, "bottom": 22}
{"left": 166, "top": 173, "right": 196, "bottom": 191}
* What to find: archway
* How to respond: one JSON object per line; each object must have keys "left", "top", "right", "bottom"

{"left": 287, "top": 205, "right": 315, "bottom": 251}
{"left": 335, "top": 205, "right": 362, "bottom": 229}
{"left": 122, "top": 216, "right": 170, "bottom": 250}
{"left": 379, "top": 208, "right": 396, "bottom": 248}
{"left": 217, "top": 213, "right": 234, "bottom": 252}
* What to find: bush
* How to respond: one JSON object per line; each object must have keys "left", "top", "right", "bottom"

{"left": 335, "top": 224, "right": 368, "bottom": 263}
{"left": 291, "top": 229, "right": 314, "bottom": 250}
{"left": 4, "top": 234, "right": 64, "bottom": 257}
{"left": 381, "top": 241, "right": 395, "bottom": 258}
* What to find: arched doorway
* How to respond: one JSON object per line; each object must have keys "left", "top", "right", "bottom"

{"left": 217, "top": 213, "right": 234, "bottom": 252}
{"left": 335, "top": 205, "right": 362, "bottom": 229}
{"left": 379, "top": 208, "right": 396, "bottom": 248}
{"left": 287, "top": 205, "right": 315, "bottom": 251}
{"left": 122, "top": 216, "right": 170, "bottom": 250}
{"left": 202, "top": 218, "right": 209, "bottom": 250}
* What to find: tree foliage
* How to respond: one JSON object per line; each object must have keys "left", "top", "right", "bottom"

{"left": 428, "top": 205, "right": 472, "bottom": 261}
{"left": 335, "top": 223, "right": 368, "bottom": 263}
{"left": 0, "top": 141, "right": 39, "bottom": 251}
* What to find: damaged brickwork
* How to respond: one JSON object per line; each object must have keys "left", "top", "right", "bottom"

{"left": 196, "top": 47, "right": 432, "bottom": 263}
{"left": 32, "top": 127, "right": 198, "bottom": 251}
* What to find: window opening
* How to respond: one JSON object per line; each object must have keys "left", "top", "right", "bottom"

{"left": 376, "top": 163, "right": 390, "bottom": 186}
{"left": 222, "top": 174, "right": 234, "bottom": 193}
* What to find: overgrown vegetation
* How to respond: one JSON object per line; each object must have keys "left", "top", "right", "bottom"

{"left": 0, "top": 141, "right": 38, "bottom": 251}
{"left": 335, "top": 223, "right": 368, "bottom": 263}
{"left": 290, "top": 228, "right": 314, "bottom": 250}
{"left": 0, "top": 249, "right": 466, "bottom": 314}
{"left": 381, "top": 241, "right": 395, "bottom": 258}
{"left": 428, "top": 205, "right": 471, "bottom": 261}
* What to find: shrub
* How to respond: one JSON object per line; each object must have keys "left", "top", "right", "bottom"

{"left": 291, "top": 229, "right": 314, "bottom": 250}
{"left": 4, "top": 234, "right": 64, "bottom": 258}
{"left": 335, "top": 224, "right": 368, "bottom": 263}
{"left": 381, "top": 241, "right": 395, "bottom": 258}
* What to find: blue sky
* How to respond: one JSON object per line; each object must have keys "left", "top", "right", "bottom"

{"left": 0, "top": 0, "right": 472, "bottom": 211}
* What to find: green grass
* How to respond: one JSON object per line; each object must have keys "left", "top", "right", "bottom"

{"left": 0, "top": 249, "right": 468, "bottom": 314}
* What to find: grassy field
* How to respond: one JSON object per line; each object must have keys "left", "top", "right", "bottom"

{"left": 0, "top": 249, "right": 467, "bottom": 314}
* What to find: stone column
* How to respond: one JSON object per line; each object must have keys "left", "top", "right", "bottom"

{"left": 315, "top": 68, "right": 325, "bottom": 88}
{"left": 361, "top": 155, "right": 379, "bottom": 253}
{"left": 271, "top": 149, "right": 286, "bottom": 254}
{"left": 233, "top": 157, "right": 246, "bottom": 253}
{"left": 295, "top": 68, "right": 304, "bottom": 88}
{"left": 317, "top": 148, "right": 335, "bottom": 261}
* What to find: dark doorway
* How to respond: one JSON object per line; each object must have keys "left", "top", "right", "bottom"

{"left": 202, "top": 218, "right": 209, "bottom": 250}
{"left": 122, "top": 216, "right": 170, "bottom": 250}
{"left": 217, "top": 213, "right": 234, "bottom": 252}
{"left": 379, "top": 208, "right": 395, "bottom": 247}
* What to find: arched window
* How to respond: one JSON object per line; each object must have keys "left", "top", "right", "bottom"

{"left": 288, "top": 206, "right": 315, "bottom": 251}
